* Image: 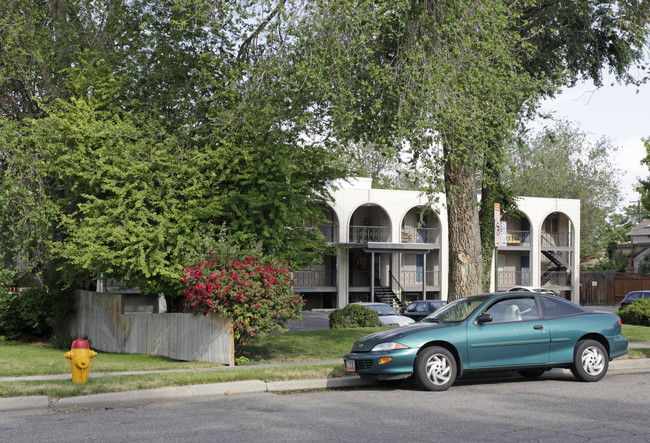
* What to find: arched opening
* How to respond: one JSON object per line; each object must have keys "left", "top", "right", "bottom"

{"left": 497, "top": 212, "right": 533, "bottom": 290}
{"left": 399, "top": 207, "right": 442, "bottom": 302}
{"left": 540, "top": 211, "right": 575, "bottom": 299}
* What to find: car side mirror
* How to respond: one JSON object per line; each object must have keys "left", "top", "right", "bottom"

{"left": 477, "top": 313, "right": 493, "bottom": 325}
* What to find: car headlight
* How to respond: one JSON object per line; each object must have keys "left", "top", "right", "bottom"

{"left": 371, "top": 342, "right": 409, "bottom": 352}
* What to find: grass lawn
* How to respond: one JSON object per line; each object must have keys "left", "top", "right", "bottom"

{"left": 621, "top": 324, "right": 650, "bottom": 342}
{"left": 0, "top": 364, "right": 349, "bottom": 399}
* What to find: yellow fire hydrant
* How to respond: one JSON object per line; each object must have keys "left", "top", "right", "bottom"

{"left": 64, "top": 338, "right": 98, "bottom": 384}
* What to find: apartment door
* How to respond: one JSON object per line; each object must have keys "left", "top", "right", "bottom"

{"left": 520, "top": 255, "right": 530, "bottom": 285}
{"left": 416, "top": 254, "right": 423, "bottom": 283}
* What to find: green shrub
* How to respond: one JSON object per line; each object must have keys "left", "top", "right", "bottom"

{"left": 0, "top": 279, "right": 72, "bottom": 340}
{"left": 328, "top": 309, "right": 349, "bottom": 329}
{"left": 619, "top": 299, "right": 650, "bottom": 326}
{"left": 329, "top": 304, "right": 381, "bottom": 329}
{"left": 0, "top": 292, "right": 20, "bottom": 340}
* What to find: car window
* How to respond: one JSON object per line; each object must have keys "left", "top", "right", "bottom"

{"left": 404, "top": 303, "right": 417, "bottom": 313}
{"left": 624, "top": 292, "right": 642, "bottom": 302}
{"left": 427, "top": 295, "right": 490, "bottom": 322}
{"left": 540, "top": 296, "right": 584, "bottom": 318}
{"left": 643, "top": 293, "right": 650, "bottom": 299}
{"left": 371, "top": 305, "right": 398, "bottom": 316}
{"left": 416, "top": 303, "right": 429, "bottom": 313}
{"left": 484, "top": 297, "right": 538, "bottom": 323}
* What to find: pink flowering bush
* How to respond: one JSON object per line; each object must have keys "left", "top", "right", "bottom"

{"left": 182, "top": 255, "right": 304, "bottom": 351}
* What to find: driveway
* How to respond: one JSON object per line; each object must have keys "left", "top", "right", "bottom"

{"left": 287, "top": 311, "right": 330, "bottom": 332}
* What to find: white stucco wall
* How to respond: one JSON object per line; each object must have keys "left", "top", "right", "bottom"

{"left": 320, "top": 178, "right": 580, "bottom": 306}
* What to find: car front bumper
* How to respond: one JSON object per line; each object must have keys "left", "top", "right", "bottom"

{"left": 343, "top": 348, "right": 419, "bottom": 378}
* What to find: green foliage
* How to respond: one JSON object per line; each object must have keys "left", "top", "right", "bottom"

{"left": 0, "top": 1, "right": 347, "bottom": 296}
{"left": 591, "top": 247, "right": 633, "bottom": 272}
{"left": 2, "top": 0, "right": 648, "bottom": 304}
{"left": 0, "top": 285, "right": 72, "bottom": 340}
{"left": 0, "top": 265, "right": 72, "bottom": 340}
{"left": 619, "top": 299, "right": 650, "bottom": 327}
{"left": 505, "top": 121, "right": 622, "bottom": 260}
{"left": 638, "top": 255, "right": 650, "bottom": 274}
{"left": 182, "top": 256, "right": 304, "bottom": 352}
{"left": 328, "top": 304, "right": 381, "bottom": 329}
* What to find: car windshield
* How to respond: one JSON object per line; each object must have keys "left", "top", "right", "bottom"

{"left": 369, "top": 305, "right": 399, "bottom": 316}
{"left": 423, "top": 295, "right": 490, "bottom": 322}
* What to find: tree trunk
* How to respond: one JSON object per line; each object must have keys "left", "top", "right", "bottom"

{"left": 444, "top": 149, "right": 483, "bottom": 300}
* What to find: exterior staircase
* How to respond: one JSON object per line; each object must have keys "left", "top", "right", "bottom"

{"left": 541, "top": 250, "right": 569, "bottom": 285}
{"left": 375, "top": 286, "right": 404, "bottom": 310}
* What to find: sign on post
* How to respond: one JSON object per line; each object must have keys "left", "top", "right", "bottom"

{"left": 494, "top": 203, "right": 501, "bottom": 247}
{"left": 500, "top": 221, "right": 507, "bottom": 247}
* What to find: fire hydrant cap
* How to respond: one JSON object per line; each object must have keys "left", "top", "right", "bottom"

{"left": 71, "top": 338, "right": 90, "bottom": 349}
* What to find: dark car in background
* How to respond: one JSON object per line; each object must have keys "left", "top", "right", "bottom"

{"left": 619, "top": 290, "right": 650, "bottom": 310}
{"left": 402, "top": 300, "right": 446, "bottom": 321}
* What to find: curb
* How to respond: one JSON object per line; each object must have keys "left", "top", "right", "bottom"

{"left": 0, "top": 377, "right": 372, "bottom": 413}
{"left": 52, "top": 380, "right": 268, "bottom": 410}
{"left": 0, "top": 396, "right": 50, "bottom": 412}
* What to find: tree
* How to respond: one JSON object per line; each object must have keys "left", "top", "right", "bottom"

{"left": 292, "top": 0, "right": 537, "bottom": 299}
{"left": 505, "top": 120, "right": 622, "bottom": 260}
{"left": 291, "top": 0, "right": 650, "bottom": 298}
{"left": 0, "top": 1, "right": 348, "bottom": 300}
{"left": 342, "top": 142, "right": 424, "bottom": 190}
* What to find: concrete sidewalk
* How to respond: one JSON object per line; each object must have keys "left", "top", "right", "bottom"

{"left": 2, "top": 356, "right": 649, "bottom": 413}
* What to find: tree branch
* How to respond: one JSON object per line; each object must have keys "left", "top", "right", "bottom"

{"left": 236, "top": 0, "right": 287, "bottom": 62}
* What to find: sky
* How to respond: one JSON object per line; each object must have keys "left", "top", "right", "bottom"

{"left": 536, "top": 75, "right": 650, "bottom": 208}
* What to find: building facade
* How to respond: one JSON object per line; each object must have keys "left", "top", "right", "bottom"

{"left": 294, "top": 178, "right": 580, "bottom": 309}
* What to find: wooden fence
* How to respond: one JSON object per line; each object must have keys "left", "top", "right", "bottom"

{"left": 580, "top": 272, "right": 650, "bottom": 306}
{"left": 57, "top": 290, "right": 234, "bottom": 365}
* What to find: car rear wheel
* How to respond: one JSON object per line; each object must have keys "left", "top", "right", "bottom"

{"left": 414, "top": 346, "right": 457, "bottom": 391}
{"left": 570, "top": 339, "right": 608, "bottom": 382}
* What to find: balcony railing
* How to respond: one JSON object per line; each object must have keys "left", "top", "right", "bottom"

{"left": 502, "top": 230, "right": 530, "bottom": 247}
{"left": 541, "top": 270, "right": 571, "bottom": 286}
{"left": 349, "top": 226, "right": 390, "bottom": 243}
{"left": 294, "top": 270, "right": 337, "bottom": 287}
{"left": 541, "top": 232, "right": 572, "bottom": 248}
{"left": 401, "top": 227, "right": 440, "bottom": 245}
{"left": 400, "top": 270, "right": 440, "bottom": 287}
{"left": 497, "top": 270, "right": 531, "bottom": 287}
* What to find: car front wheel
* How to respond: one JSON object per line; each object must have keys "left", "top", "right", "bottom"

{"left": 414, "top": 346, "right": 457, "bottom": 391}
{"left": 570, "top": 339, "right": 608, "bottom": 382}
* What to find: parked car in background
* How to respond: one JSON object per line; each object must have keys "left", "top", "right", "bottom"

{"left": 344, "top": 292, "right": 627, "bottom": 391}
{"left": 402, "top": 300, "right": 446, "bottom": 321}
{"left": 350, "top": 302, "right": 415, "bottom": 326}
{"left": 619, "top": 290, "right": 650, "bottom": 310}
{"left": 507, "top": 286, "right": 558, "bottom": 296}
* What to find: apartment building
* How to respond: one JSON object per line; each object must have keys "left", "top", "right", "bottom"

{"left": 294, "top": 177, "right": 580, "bottom": 309}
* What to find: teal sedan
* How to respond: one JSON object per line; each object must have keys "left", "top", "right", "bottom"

{"left": 344, "top": 292, "right": 628, "bottom": 391}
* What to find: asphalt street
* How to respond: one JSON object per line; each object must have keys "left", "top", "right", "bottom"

{"left": 2, "top": 371, "right": 649, "bottom": 442}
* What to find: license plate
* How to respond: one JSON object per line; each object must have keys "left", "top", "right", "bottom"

{"left": 345, "top": 360, "right": 356, "bottom": 371}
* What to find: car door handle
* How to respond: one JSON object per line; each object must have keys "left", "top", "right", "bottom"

{"left": 533, "top": 325, "right": 544, "bottom": 330}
